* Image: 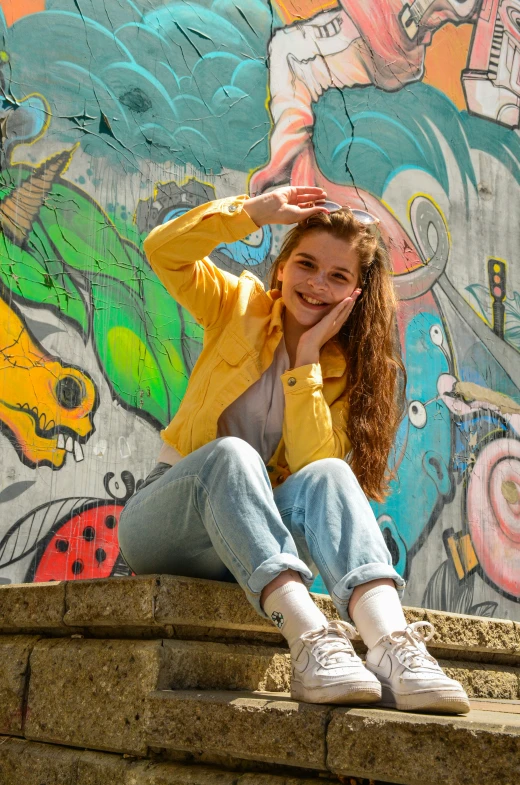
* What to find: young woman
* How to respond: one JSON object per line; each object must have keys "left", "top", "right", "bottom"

{"left": 118, "top": 186, "right": 470, "bottom": 714}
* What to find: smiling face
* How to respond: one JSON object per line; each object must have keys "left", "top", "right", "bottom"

{"left": 277, "top": 230, "right": 361, "bottom": 330}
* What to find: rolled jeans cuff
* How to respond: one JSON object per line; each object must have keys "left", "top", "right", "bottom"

{"left": 331, "top": 563, "right": 406, "bottom": 622}
{"left": 246, "top": 554, "right": 314, "bottom": 617}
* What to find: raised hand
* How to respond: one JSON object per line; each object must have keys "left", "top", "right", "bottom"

{"left": 294, "top": 289, "right": 362, "bottom": 367}
{"left": 243, "top": 186, "right": 329, "bottom": 227}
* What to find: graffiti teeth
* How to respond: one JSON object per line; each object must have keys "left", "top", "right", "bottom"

{"left": 65, "top": 436, "right": 74, "bottom": 453}
{"left": 57, "top": 434, "right": 65, "bottom": 449}
{"left": 73, "top": 440, "right": 84, "bottom": 462}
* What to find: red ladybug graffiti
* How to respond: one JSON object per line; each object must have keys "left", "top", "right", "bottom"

{"left": 31, "top": 501, "right": 129, "bottom": 582}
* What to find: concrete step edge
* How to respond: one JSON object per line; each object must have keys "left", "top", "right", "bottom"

{"left": 0, "top": 575, "right": 518, "bottom": 663}
{"left": 157, "top": 637, "right": 520, "bottom": 701}
{"left": 145, "top": 688, "right": 520, "bottom": 785}
{"left": 0, "top": 735, "right": 339, "bottom": 785}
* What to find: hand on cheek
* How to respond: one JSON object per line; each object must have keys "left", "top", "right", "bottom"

{"left": 294, "top": 289, "right": 362, "bottom": 368}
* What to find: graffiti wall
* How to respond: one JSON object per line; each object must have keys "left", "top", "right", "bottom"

{"left": 0, "top": 0, "right": 519, "bottom": 619}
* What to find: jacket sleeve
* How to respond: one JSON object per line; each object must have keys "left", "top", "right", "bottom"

{"left": 142, "top": 195, "right": 259, "bottom": 330}
{"left": 280, "top": 364, "right": 351, "bottom": 473}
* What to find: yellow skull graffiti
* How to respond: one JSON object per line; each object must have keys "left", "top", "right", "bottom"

{"left": 0, "top": 294, "right": 97, "bottom": 468}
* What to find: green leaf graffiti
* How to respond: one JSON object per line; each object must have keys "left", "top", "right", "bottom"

{"left": 0, "top": 163, "right": 200, "bottom": 429}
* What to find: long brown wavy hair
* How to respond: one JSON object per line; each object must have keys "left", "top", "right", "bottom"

{"left": 270, "top": 209, "right": 406, "bottom": 502}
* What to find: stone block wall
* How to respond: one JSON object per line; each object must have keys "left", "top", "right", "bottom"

{"left": 0, "top": 1, "right": 519, "bottom": 623}
{"left": 0, "top": 576, "right": 520, "bottom": 784}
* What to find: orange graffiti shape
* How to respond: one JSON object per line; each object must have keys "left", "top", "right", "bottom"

{"left": 424, "top": 23, "right": 474, "bottom": 110}
{"left": 0, "top": 295, "right": 97, "bottom": 468}
{"left": 273, "top": 0, "right": 338, "bottom": 24}
{"left": 0, "top": 1, "right": 45, "bottom": 27}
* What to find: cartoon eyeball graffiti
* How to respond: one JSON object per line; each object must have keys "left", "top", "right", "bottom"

{"left": 429, "top": 325, "right": 444, "bottom": 347}
{"left": 408, "top": 401, "right": 427, "bottom": 429}
{"left": 429, "top": 324, "right": 451, "bottom": 366}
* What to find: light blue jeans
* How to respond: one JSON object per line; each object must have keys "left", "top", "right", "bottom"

{"left": 118, "top": 437, "right": 405, "bottom": 618}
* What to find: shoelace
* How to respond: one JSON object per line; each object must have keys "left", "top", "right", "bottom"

{"left": 386, "top": 621, "right": 440, "bottom": 671}
{"left": 300, "top": 620, "right": 358, "bottom": 666}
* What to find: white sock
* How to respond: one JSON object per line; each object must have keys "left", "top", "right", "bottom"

{"left": 350, "top": 584, "right": 407, "bottom": 650}
{"left": 263, "top": 582, "right": 328, "bottom": 648}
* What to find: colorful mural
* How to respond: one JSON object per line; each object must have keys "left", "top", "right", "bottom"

{"left": 0, "top": 0, "right": 518, "bottom": 619}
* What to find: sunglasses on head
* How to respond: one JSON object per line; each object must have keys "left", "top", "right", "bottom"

{"left": 317, "top": 200, "right": 380, "bottom": 227}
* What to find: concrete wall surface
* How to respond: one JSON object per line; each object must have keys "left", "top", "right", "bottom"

{"left": 0, "top": 0, "right": 519, "bottom": 619}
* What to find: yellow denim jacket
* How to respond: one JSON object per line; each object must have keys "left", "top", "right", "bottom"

{"left": 143, "top": 194, "right": 351, "bottom": 488}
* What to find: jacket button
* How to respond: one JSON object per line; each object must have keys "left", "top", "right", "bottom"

{"left": 277, "top": 475, "right": 285, "bottom": 483}
{"left": 228, "top": 204, "right": 237, "bottom": 213}
{"left": 287, "top": 377, "right": 297, "bottom": 386}
{"left": 266, "top": 465, "right": 274, "bottom": 473}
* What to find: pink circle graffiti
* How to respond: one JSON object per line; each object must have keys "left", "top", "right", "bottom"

{"left": 467, "top": 439, "right": 520, "bottom": 598}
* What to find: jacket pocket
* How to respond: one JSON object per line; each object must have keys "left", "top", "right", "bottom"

{"left": 217, "top": 333, "right": 250, "bottom": 366}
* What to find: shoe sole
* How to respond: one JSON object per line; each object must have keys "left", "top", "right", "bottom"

{"left": 380, "top": 684, "right": 470, "bottom": 714}
{"left": 291, "top": 681, "right": 382, "bottom": 705}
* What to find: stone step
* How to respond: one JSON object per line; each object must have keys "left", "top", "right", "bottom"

{"left": 0, "top": 575, "right": 518, "bottom": 664}
{"left": 4, "top": 689, "right": 520, "bottom": 785}
{"left": 1, "top": 573, "right": 519, "bottom": 784}
{"left": 0, "top": 633, "right": 515, "bottom": 760}
{"left": 159, "top": 638, "right": 520, "bottom": 701}
{"left": 0, "top": 736, "right": 342, "bottom": 785}
{"left": 146, "top": 689, "right": 520, "bottom": 785}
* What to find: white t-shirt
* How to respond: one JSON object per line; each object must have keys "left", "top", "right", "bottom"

{"left": 157, "top": 338, "right": 290, "bottom": 466}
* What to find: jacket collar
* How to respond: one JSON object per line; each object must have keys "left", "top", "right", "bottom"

{"left": 267, "top": 290, "right": 346, "bottom": 379}
{"left": 267, "top": 290, "right": 284, "bottom": 335}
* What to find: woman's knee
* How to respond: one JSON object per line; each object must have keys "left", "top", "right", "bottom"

{"left": 298, "top": 457, "right": 357, "bottom": 486}
{"left": 211, "top": 436, "right": 264, "bottom": 467}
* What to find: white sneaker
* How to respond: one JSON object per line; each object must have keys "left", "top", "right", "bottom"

{"left": 290, "top": 620, "right": 382, "bottom": 704}
{"left": 366, "top": 621, "right": 470, "bottom": 714}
